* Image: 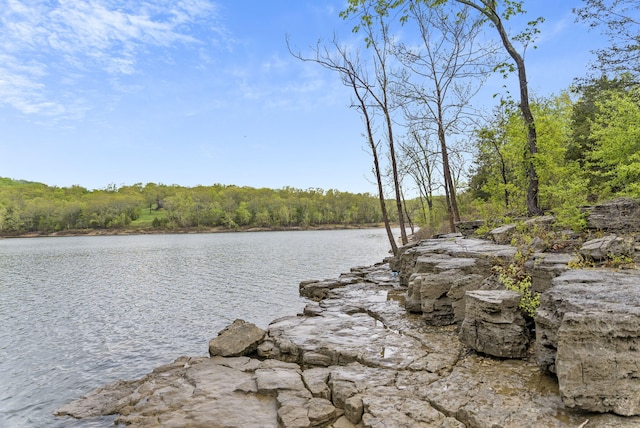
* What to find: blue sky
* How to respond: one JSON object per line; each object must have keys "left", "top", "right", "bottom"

{"left": 0, "top": 0, "right": 607, "bottom": 193}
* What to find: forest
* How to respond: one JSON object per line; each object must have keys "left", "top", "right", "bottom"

{"left": 2, "top": 1, "right": 639, "bottom": 245}
{"left": 0, "top": 178, "right": 399, "bottom": 235}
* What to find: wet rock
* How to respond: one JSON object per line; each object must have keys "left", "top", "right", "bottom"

{"left": 459, "top": 290, "right": 529, "bottom": 358}
{"left": 208, "top": 318, "right": 266, "bottom": 357}
{"left": 579, "top": 234, "right": 635, "bottom": 261}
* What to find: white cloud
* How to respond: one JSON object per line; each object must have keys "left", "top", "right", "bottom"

{"left": 0, "top": 0, "right": 221, "bottom": 117}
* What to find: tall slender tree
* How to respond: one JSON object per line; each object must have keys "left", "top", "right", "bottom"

{"left": 287, "top": 37, "right": 400, "bottom": 254}
{"left": 393, "top": 1, "right": 498, "bottom": 230}
{"left": 343, "top": 0, "right": 544, "bottom": 216}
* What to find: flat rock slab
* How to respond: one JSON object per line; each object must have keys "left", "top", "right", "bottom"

{"left": 55, "top": 356, "right": 280, "bottom": 427}
{"left": 55, "top": 260, "right": 640, "bottom": 427}
{"left": 423, "top": 354, "right": 640, "bottom": 428}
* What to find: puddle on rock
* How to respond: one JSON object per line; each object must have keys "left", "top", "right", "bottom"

{"left": 380, "top": 346, "right": 399, "bottom": 358}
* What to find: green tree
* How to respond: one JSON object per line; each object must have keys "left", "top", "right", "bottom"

{"left": 589, "top": 87, "right": 640, "bottom": 197}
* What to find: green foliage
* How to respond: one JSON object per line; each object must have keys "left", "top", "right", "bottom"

{"left": 0, "top": 179, "right": 387, "bottom": 234}
{"left": 604, "top": 253, "right": 637, "bottom": 269}
{"left": 493, "top": 253, "right": 539, "bottom": 318}
{"left": 588, "top": 87, "right": 640, "bottom": 198}
{"left": 567, "top": 252, "right": 596, "bottom": 270}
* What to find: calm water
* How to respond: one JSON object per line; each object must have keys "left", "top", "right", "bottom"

{"left": 0, "top": 228, "right": 395, "bottom": 428}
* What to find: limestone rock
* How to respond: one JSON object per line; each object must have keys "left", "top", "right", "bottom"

{"left": 302, "top": 368, "right": 332, "bottom": 400}
{"left": 524, "top": 252, "right": 573, "bottom": 294}
{"left": 454, "top": 220, "right": 485, "bottom": 237}
{"left": 579, "top": 234, "right": 634, "bottom": 261}
{"left": 556, "top": 311, "right": 640, "bottom": 416}
{"left": 209, "top": 318, "right": 266, "bottom": 357}
{"left": 56, "top": 356, "right": 280, "bottom": 427}
{"left": 55, "top": 260, "right": 640, "bottom": 428}
{"left": 535, "top": 269, "right": 640, "bottom": 416}
{"left": 255, "top": 367, "right": 305, "bottom": 393}
{"left": 422, "top": 354, "right": 635, "bottom": 428}
{"left": 459, "top": 290, "right": 529, "bottom": 358}
{"left": 489, "top": 223, "right": 517, "bottom": 245}
{"left": 585, "top": 197, "right": 640, "bottom": 232}
{"left": 299, "top": 277, "right": 358, "bottom": 301}
{"left": 344, "top": 395, "right": 363, "bottom": 423}
{"left": 523, "top": 215, "right": 555, "bottom": 231}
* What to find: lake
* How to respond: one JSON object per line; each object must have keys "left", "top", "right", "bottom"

{"left": 0, "top": 228, "right": 395, "bottom": 427}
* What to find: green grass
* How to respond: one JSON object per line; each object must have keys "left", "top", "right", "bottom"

{"left": 131, "top": 206, "right": 168, "bottom": 227}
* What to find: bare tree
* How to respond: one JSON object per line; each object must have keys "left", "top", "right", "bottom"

{"left": 454, "top": 0, "right": 544, "bottom": 216}
{"left": 394, "top": 1, "right": 498, "bottom": 231}
{"left": 343, "top": 0, "right": 545, "bottom": 217}
{"left": 398, "top": 126, "right": 440, "bottom": 227}
{"left": 574, "top": 0, "right": 640, "bottom": 77}
{"left": 357, "top": 11, "right": 409, "bottom": 245}
{"left": 287, "top": 37, "right": 399, "bottom": 255}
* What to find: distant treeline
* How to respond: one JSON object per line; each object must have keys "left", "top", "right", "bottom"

{"left": 0, "top": 178, "right": 394, "bottom": 234}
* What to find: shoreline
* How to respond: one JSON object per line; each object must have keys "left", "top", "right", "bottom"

{"left": 55, "top": 234, "right": 640, "bottom": 427}
{"left": 0, "top": 223, "right": 388, "bottom": 239}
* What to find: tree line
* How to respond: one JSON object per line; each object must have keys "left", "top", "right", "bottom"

{"left": 0, "top": 178, "right": 393, "bottom": 235}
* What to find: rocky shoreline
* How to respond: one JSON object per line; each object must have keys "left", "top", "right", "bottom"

{"left": 55, "top": 228, "right": 640, "bottom": 427}
{"left": 54, "top": 198, "right": 640, "bottom": 427}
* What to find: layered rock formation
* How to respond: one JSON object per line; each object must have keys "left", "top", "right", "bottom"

{"left": 56, "top": 244, "right": 640, "bottom": 427}
{"left": 535, "top": 269, "right": 640, "bottom": 416}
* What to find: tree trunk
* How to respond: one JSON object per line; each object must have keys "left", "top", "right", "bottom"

{"left": 456, "top": 0, "right": 543, "bottom": 216}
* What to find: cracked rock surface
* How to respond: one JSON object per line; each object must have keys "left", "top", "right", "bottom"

{"left": 56, "top": 257, "right": 640, "bottom": 427}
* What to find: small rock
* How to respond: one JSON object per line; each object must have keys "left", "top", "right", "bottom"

{"left": 344, "top": 395, "right": 364, "bottom": 424}
{"left": 489, "top": 224, "right": 517, "bottom": 245}
{"left": 208, "top": 319, "right": 266, "bottom": 357}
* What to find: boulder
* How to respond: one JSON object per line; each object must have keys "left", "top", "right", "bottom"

{"left": 523, "top": 215, "right": 556, "bottom": 231}
{"left": 209, "top": 319, "right": 266, "bottom": 357}
{"left": 556, "top": 311, "right": 640, "bottom": 416}
{"left": 579, "top": 234, "right": 634, "bottom": 261}
{"left": 585, "top": 197, "right": 640, "bottom": 232}
{"left": 535, "top": 269, "right": 640, "bottom": 416}
{"left": 489, "top": 223, "right": 517, "bottom": 245}
{"left": 455, "top": 220, "right": 485, "bottom": 237}
{"left": 459, "top": 290, "right": 529, "bottom": 358}
{"left": 524, "top": 252, "right": 573, "bottom": 294}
